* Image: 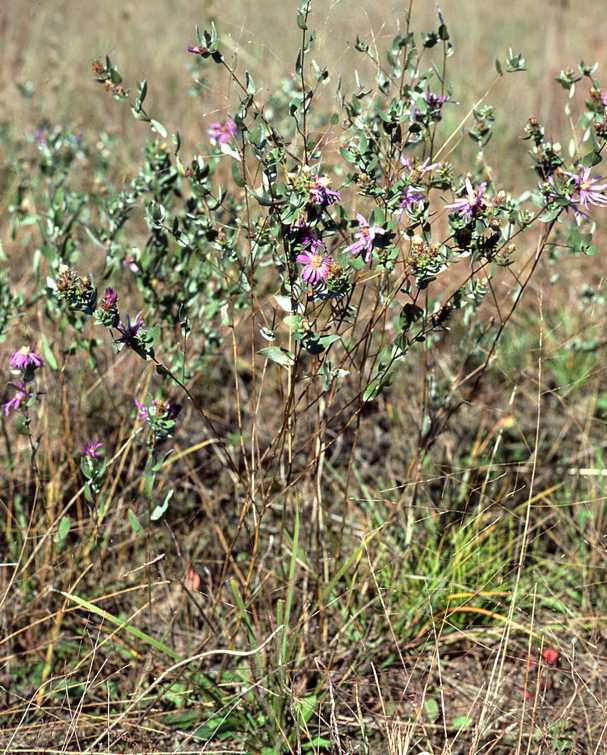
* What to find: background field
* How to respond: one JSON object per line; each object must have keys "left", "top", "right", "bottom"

{"left": 2, "top": 1, "right": 607, "bottom": 753}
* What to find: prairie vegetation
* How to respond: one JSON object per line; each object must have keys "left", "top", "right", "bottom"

{"left": 1, "top": 1, "right": 607, "bottom": 753}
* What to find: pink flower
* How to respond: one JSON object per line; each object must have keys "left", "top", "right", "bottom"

{"left": 9, "top": 346, "right": 44, "bottom": 371}
{"left": 345, "top": 213, "right": 386, "bottom": 263}
{"left": 446, "top": 178, "right": 487, "bottom": 218}
{"left": 563, "top": 165, "right": 607, "bottom": 224}
{"left": 100, "top": 287, "right": 118, "bottom": 309}
{"left": 187, "top": 45, "right": 207, "bottom": 56}
{"left": 208, "top": 119, "right": 237, "bottom": 146}
{"left": 134, "top": 399, "right": 149, "bottom": 421}
{"left": 2, "top": 382, "right": 30, "bottom": 416}
{"left": 82, "top": 441, "right": 103, "bottom": 459}
{"left": 296, "top": 242, "right": 332, "bottom": 285}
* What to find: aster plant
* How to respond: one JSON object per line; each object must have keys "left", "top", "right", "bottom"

{"left": 5, "top": 6, "right": 607, "bottom": 747}
{"left": 23, "top": 2, "right": 607, "bottom": 483}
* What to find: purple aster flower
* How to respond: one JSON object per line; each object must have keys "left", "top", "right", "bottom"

{"left": 296, "top": 241, "right": 333, "bottom": 285}
{"left": 310, "top": 176, "right": 341, "bottom": 207}
{"left": 82, "top": 441, "right": 103, "bottom": 459}
{"left": 446, "top": 178, "right": 488, "bottom": 218}
{"left": 562, "top": 165, "right": 607, "bottom": 224}
{"left": 345, "top": 213, "right": 386, "bottom": 264}
{"left": 2, "top": 382, "right": 30, "bottom": 417}
{"left": 100, "top": 287, "right": 118, "bottom": 309}
{"left": 400, "top": 185, "right": 426, "bottom": 212}
{"left": 9, "top": 346, "right": 44, "bottom": 372}
{"left": 187, "top": 44, "right": 208, "bottom": 56}
{"left": 208, "top": 119, "right": 237, "bottom": 146}
{"left": 424, "top": 91, "right": 448, "bottom": 109}
{"left": 117, "top": 312, "right": 144, "bottom": 341}
{"left": 134, "top": 399, "right": 149, "bottom": 421}
{"left": 412, "top": 91, "right": 448, "bottom": 122}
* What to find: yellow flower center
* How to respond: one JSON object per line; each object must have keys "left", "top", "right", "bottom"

{"left": 309, "top": 254, "right": 324, "bottom": 269}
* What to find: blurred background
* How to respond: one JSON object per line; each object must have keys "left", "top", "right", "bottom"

{"left": 0, "top": 0, "right": 599, "bottom": 184}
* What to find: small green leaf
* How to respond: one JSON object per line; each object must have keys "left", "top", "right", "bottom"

{"left": 135, "top": 79, "right": 148, "bottom": 111}
{"left": 451, "top": 715, "right": 472, "bottom": 730}
{"left": 294, "top": 694, "right": 318, "bottom": 726}
{"left": 40, "top": 333, "right": 58, "bottom": 370}
{"left": 259, "top": 346, "right": 295, "bottom": 367}
{"left": 150, "top": 120, "right": 168, "bottom": 138}
{"left": 14, "top": 415, "right": 29, "bottom": 435}
{"left": 582, "top": 150, "right": 602, "bottom": 167}
{"left": 363, "top": 376, "right": 382, "bottom": 402}
{"left": 424, "top": 697, "right": 439, "bottom": 722}
{"left": 317, "top": 334, "right": 340, "bottom": 348}
{"left": 151, "top": 489, "right": 174, "bottom": 522}
{"left": 283, "top": 314, "right": 303, "bottom": 329}
{"left": 231, "top": 160, "right": 245, "bottom": 187}
{"left": 128, "top": 508, "right": 144, "bottom": 536}
{"left": 55, "top": 515, "right": 71, "bottom": 545}
{"left": 302, "top": 739, "right": 333, "bottom": 751}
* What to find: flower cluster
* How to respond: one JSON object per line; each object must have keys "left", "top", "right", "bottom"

{"left": 54, "top": 268, "right": 156, "bottom": 360}
{"left": 55, "top": 265, "right": 97, "bottom": 314}
{"left": 94, "top": 287, "right": 119, "bottom": 328}
{"left": 134, "top": 396, "right": 182, "bottom": 442}
{"left": 309, "top": 176, "right": 341, "bottom": 207}
{"left": 81, "top": 441, "right": 105, "bottom": 502}
{"left": 3, "top": 346, "right": 43, "bottom": 417}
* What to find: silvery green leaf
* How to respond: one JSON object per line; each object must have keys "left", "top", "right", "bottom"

{"left": 259, "top": 346, "right": 295, "bottom": 367}
{"left": 273, "top": 295, "right": 292, "bottom": 312}
{"left": 220, "top": 142, "right": 241, "bottom": 161}
{"left": 151, "top": 490, "right": 174, "bottom": 522}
